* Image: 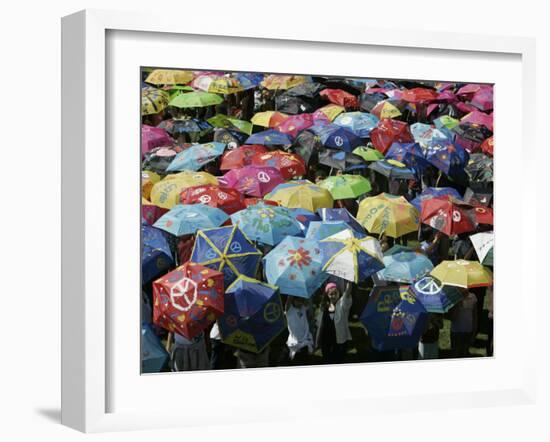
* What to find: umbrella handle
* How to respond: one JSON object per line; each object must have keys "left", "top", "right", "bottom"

{"left": 165, "top": 332, "right": 173, "bottom": 352}
{"left": 435, "top": 171, "right": 442, "bottom": 187}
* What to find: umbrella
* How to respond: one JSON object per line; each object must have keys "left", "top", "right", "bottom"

{"left": 469, "top": 231, "right": 494, "bottom": 266}
{"left": 289, "top": 208, "right": 321, "bottom": 233}
{"left": 145, "top": 69, "right": 194, "bottom": 85}
{"left": 250, "top": 150, "right": 306, "bottom": 179}
{"left": 150, "top": 171, "right": 218, "bottom": 209}
{"left": 470, "top": 86, "right": 493, "bottom": 111}
{"left": 318, "top": 147, "right": 365, "bottom": 171}
{"left": 359, "top": 92, "right": 388, "bottom": 112}
{"left": 320, "top": 88, "right": 358, "bottom": 108}
{"left": 410, "top": 123, "right": 452, "bottom": 148}
{"left": 165, "top": 142, "right": 226, "bottom": 172}
{"left": 220, "top": 145, "right": 268, "bottom": 170}
{"left": 232, "top": 72, "right": 264, "bottom": 89}
{"left": 179, "top": 184, "right": 245, "bottom": 215}
{"left": 231, "top": 204, "right": 302, "bottom": 246}
{"left": 305, "top": 220, "right": 352, "bottom": 241}
{"left": 163, "top": 84, "right": 195, "bottom": 99}
{"left": 452, "top": 123, "right": 492, "bottom": 153}
{"left": 430, "top": 259, "right": 493, "bottom": 288}
{"left": 142, "top": 87, "right": 170, "bottom": 116}
{"left": 472, "top": 205, "right": 493, "bottom": 225}
{"left": 424, "top": 141, "right": 469, "bottom": 176}
{"left": 434, "top": 115, "right": 460, "bottom": 130}
{"left": 318, "top": 174, "right": 372, "bottom": 199}
{"left": 460, "top": 110, "right": 493, "bottom": 132}
{"left": 213, "top": 128, "right": 248, "bottom": 146}
{"left": 402, "top": 87, "right": 438, "bottom": 103}
{"left": 274, "top": 114, "right": 314, "bottom": 138}
{"left": 191, "top": 225, "right": 262, "bottom": 287}
{"left": 465, "top": 153, "right": 493, "bottom": 183}
{"left": 245, "top": 129, "right": 293, "bottom": 147}
{"left": 319, "top": 126, "right": 363, "bottom": 152}
{"left": 141, "top": 323, "right": 169, "bottom": 373}
{"left": 142, "top": 170, "right": 161, "bottom": 200}
{"left": 385, "top": 142, "right": 429, "bottom": 175}
{"left": 265, "top": 181, "right": 334, "bottom": 212}
{"left": 285, "top": 82, "right": 325, "bottom": 98}
{"left": 193, "top": 75, "right": 244, "bottom": 94}
{"left": 463, "top": 186, "right": 493, "bottom": 207}
{"left": 360, "top": 285, "right": 428, "bottom": 351}
{"left": 376, "top": 251, "right": 434, "bottom": 283}
{"left": 292, "top": 130, "right": 323, "bottom": 164}
{"left": 168, "top": 91, "right": 223, "bottom": 108}
{"left": 312, "top": 104, "right": 346, "bottom": 122}
{"left": 251, "top": 111, "right": 289, "bottom": 128}
{"left": 275, "top": 95, "right": 315, "bottom": 114}
{"left": 152, "top": 262, "right": 224, "bottom": 339}
{"left": 421, "top": 196, "right": 477, "bottom": 236}
{"left": 410, "top": 187, "right": 462, "bottom": 212}
{"left": 142, "top": 145, "right": 184, "bottom": 174}
{"left": 370, "top": 119, "right": 414, "bottom": 154}
{"left": 141, "top": 124, "right": 173, "bottom": 157}
{"left": 157, "top": 118, "right": 213, "bottom": 142}
{"left": 207, "top": 114, "right": 253, "bottom": 135}
{"left": 481, "top": 136, "right": 494, "bottom": 156}
{"left": 317, "top": 207, "right": 366, "bottom": 234}
{"left": 408, "top": 276, "right": 464, "bottom": 313}
{"left": 141, "top": 223, "right": 174, "bottom": 284}
{"left": 333, "top": 112, "right": 379, "bottom": 137}
{"left": 153, "top": 204, "right": 229, "bottom": 237}
{"left": 263, "top": 236, "right": 328, "bottom": 298}
{"left": 368, "top": 159, "right": 417, "bottom": 180}
{"left": 371, "top": 100, "right": 403, "bottom": 119}
{"left": 221, "top": 165, "right": 285, "bottom": 197}
{"left": 320, "top": 229, "right": 384, "bottom": 283}
{"left": 261, "top": 74, "right": 307, "bottom": 90}
{"left": 141, "top": 198, "right": 169, "bottom": 225}
{"left": 218, "top": 276, "right": 285, "bottom": 353}
{"left": 357, "top": 193, "right": 419, "bottom": 238}
{"left": 352, "top": 146, "right": 384, "bottom": 162}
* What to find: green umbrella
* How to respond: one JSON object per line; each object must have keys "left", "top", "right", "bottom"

{"left": 165, "top": 85, "right": 194, "bottom": 99}
{"left": 352, "top": 146, "right": 384, "bottom": 162}
{"left": 207, "top": 114, "right": 253, "bottom": 135}
{"left": 318, "top": 174, "right": 372, "bottom": 200}
{"left": 169, "top": 91, "right": 223, "bottom": 108}
{"left": 434, "top": 115, "right": 460, "bottom": 130}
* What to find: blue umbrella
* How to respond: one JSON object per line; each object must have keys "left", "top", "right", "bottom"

{"left": 141, "top": 224, "right": 173, "bottom": 284}
{"left": 263, "top": 236, "right": 328, "bottom": 298}
{"left": 376, "top": 251, "right": 434, "bottom": 284}
{"left": 288, "top": 208, "right": 320, "bottom": 233}
{"left": 308, "top": 122, "right": 338, "bottom": 136}
{"left": 333, "top": 112, "right": 379, "bottom": 137}
{"left": 317, "top": 207, "right": 366, "bottom": 234}
{"left": 305, "top": 220, "right": 354, "bottom": 241}
{"left": 191, "top": 225, "right": 262, "bottom": 287}
{"left": 245, "top": 129, "right": 293, "bottom": 146}
{"left": 230, "top": 204, "right": 302, "bottom": 246}
{"left": 409, "top": 275, "right": 465, "bottom": 313}
{"left": 320, "top": 126, "right": 363, "bottom": 152}
{"left": 153, "top": 204, "right": 229, "bottom": 237}
{"left": 141, "top": 323, "right": 169, "bottom": 373}
{"left": 368, "top": 159, "right": 417, "bottom": 180}
{"left": 166, "top": 142, "right": 226, "bottom": 172}
{"left": 360, "top": 285, "right": 428, "bottom": 351}
{"left": 234, "top": 72, "right": 264, "bottom": 89}
{"left": 410, "top": 122, "right": 452, "bottom": 148}
{"left": 385, "top": 142, "right": 429, "bottom": 176}
{"left": 410, "top": 187, "right": 462, "bottom": 212}
{"left": 218, "top": 276, "right": 285, "bottom": 353}
{"left": 424, "top": 141, "right": 469, "bottom": 176}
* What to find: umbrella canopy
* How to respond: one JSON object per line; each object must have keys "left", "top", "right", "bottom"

{"left": 305, "top": 220, "right": 352, "bottom": 241}
{"left": 142, "top": 87, "right": 170, "bottom": 116}
{"left": 219, "top": 144, "right": 268, "bottom": 170}
{"left": 320, "top": 229, "right": 385, "bottom": 283}
{"left": 359, "top": 92, "right": 388, "bottom": 112}
{"left": 142, "top": 145, "right": 184, "bottom": 174}
{"left": 318, "top": 174, "right": 372, "bottom": 200}
{"left": 421, "top": 196, "right": 477, "bottom": 236}
{"left": 251, "top": 111, "right": 289, "bottom": 128}
{"left": 460, "top": 110, "right": 493, "bottom": 132}
{"left": 370, "top": 119, "right": 414, "bottom": 154}
{"left": 402, "top": 87, "right": 438, "bottom": 103}
{"left": 245, "top": 129, "right": 293, "bottom": 147}
{"left": 218, "top": 276, "right": 285, "bottom": 353}
{"left": 274, "top": 113, "right": 314, "bottom": 138}
{"left": 168, "top": 91, "right": 223, "bottom": 108}
{"left": 430, "top": 259, "right": 493, "bottom": 288}
{"left": 150, "top": 171, "right": 218, "bottom": 209}
{"left": 320, "top": 88, "right": 359, "bottom": 108}
{"left": 221, "top": 165, "right": 285, "bottom": 197}
{"left": 371, "top": 100, "right": 403, "bottom": 119}
{"left": 261, "top": 74, "right": 307, "bottom": 90}
{"left": 318, "top": 147, "right": 365, "bottom": 171}
{"left": 472, "top": 205, "right": 493, "bottom": 225}
{"left": 368, "top": 159, "right": 417, "bottom": 180}
{"left": 141, "top": 224, "right": 174, "bottom": 284}
{"left": 265, "top": 181, "right": 334, "bottom": 212}
{"left": 193, "top": 75, "right": 244, "bottom": 94}
{"left": 352, "top": 146, "right": 385, "bottom": 162}
{"left": 191, "top": 225, "right": 262, "bottom": 287}
{"left": 153, "top": 204, "right": 229, "bottom": 237}
{"left": 360, "top": 285, "right": 428, "bottom": 351}
{"left": 357, "top": 193, "right": 419, "bottom": 238}
{"left": 141, "top": 198, "right": 169, "bottom": 225}
{"left": 231, "top": 204, "right": 302, "bottom": 246}
{"left": 469, "top": 231, "right": 494, "bottom": 266}
{"left": 312, "top": 104, "right": 346, "bottom": 122}
{"left": 213, "top": 127, "right": 248, "bottom": 146}
{"left": 471, "top": 86, "right": 493, "bottom": 111}
{"left": 465, "top": 153, "right": 493, "bottom": 183}
{"left": 424, "top": 141, "right": 469, "bottom": 176}
{"left": 141, "top": 124, "right": 173, "bottom": 157}
{"left": 141, "top": 323, "right": 169, "bottom": 373}
{"left": 250, "top": 150, "right": 306, "bottom": 179}
{"left": 275, "top": 94, "right": 315, "bottom": 115}
{"left": 157, "top": 118, "right": 213, "bottom": 138}
{"left": 146, "top": 69, "right": 194, "bottom": 85}
{"left": 165, "top": 142, "right": 226, "bottom": 172}
{"left": 410, "top": 123, "right": 453, "bottom": 148}
{"left": 292, "top": 130, "right": 323, "bottom": 164}
{"left": 319, "top": 126, "right": 363, "bottom": 152}
{"left": 434, "top": 115, "right": 460, "bottom": 130}
{"left": 317, "top": 207, "right": 366, "bottom": 233}
{"left": 481, "top": 136, "right": 494, "bottom": 156}
{"left": 290, "top": 208, "right": 321, "bottom": 233}
{"left": 376, "top": 251, "right": 434, "bottom": 283}
{"left": 153, "top": 262, "right": 225, "bottom": 339}
{"left": 263, "top": 236, "right": 328, "bottom": 298}
{"left": 410, "top": 187, "right": 462, "bottom": 212}
{"left": 179, "top": 184, "right": 245, "bottom": 215}
{"left": 232, "top": 72, "right": 264, "bottom": 89}
{"left": 142, "top": 170, "right": 161, "bottom": 200}
{"left": 285, "top": 82, "right": 325, "bottom": 98}
{"left": 207, "top": 114, "right": 253, "bottom": 135}
{"left": 408, "top": 276, "right": 465, "bottom": 313}
{"left": 384, "top": 142, "right": 429, "bottom": 175}
{"left": 333, "top": 112, "right": 379, "bottom": 137}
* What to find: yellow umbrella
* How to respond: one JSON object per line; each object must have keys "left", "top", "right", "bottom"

{"left": 141, "top": 87, "right": 170, "bottom": 116}
{"left": 357, "top": 193, "right": 419, "bottom": 238}
{"left": 251, "top": 111, "right": 289, "bottom": 128}
{"left": 261, "top": 74, "right": 307, "bottom": 90}
{"left": 146, "top": 69, "right": 194, "bottom": 85}
{"left": 142, "top": 170, "right": 161, "bottom": 200}
{"left": 430, "top": 260, "right": 493, "bottom": 288}
{"left": 372, "top": 101, "right": 402, "bottom": 119}
{"left": 150, "top": 172, "right": 218, "bottom": 209}
{"left": 265, "top": 181, "right": 333, "bottom": 212}
{"left": 208, "top": 77, "right": 244, "bottom": 95}
{"left": 315, "top": 104, "right": 346, "bottom": 122}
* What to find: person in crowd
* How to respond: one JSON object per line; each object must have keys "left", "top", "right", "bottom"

{"left": 449, "top": 290, "right": 478, "bottom": 358}
{"left": 209, "top": 322, "right": 237, "bottom": 370}
{"left": 284, "top": 296, "right": 314, "bottom": 365}
{"left": 234, "top": 346, "right": 270, "bottom": 368}
{"left": 418, "top": 314, "right": 443, "bottom": 359}
{"left": 420, "top": 228, "right": 449, "bottom": 266}
{"left": 170, "top": 331, "right": 210, "bottom": 371}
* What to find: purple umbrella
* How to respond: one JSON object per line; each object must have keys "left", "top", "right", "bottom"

{"left": 141, "top": 124, "right": 173, "bottom": 157}
{"left": 220, "top": 166, "right": 285, "bottom": 197}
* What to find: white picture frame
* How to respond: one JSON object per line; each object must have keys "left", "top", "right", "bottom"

{"left": 61, "top": 9, "right": 538, "bottom": 433}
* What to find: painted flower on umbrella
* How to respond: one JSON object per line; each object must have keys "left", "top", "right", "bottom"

{"left": 286, "top": 247, "right": 313, "bottom": 269}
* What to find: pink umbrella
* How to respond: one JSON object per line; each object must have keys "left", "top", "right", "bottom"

{"left": 456, "top": 101, "right": 478, "bottom": 114}
{"left": 457, "top": 84, "right": 483, "bottom": 96}
{"left": 274, "top": 114, "right": 314, "bottom": 138}
{"left": 142, "top": 202, "right": 168, "bottom": 225}
{"left": 141, "top": 125, "right": 173, "bottom": 157}
{"left": 220, "top": 166, "right": 285, "bottom": 197}
{"left": 461, "top": 111, "right": 493, "bottom": 131}
{"left": 471, "top": 87, "right": 493, "bottom": 111}
{"left": 436, "top": 90, "right": 457, "bottom": 102}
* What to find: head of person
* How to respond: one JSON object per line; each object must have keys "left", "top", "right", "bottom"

{"left": 314, "top": 169, "right": 327, "bottom": 184}
{"left": 290, "top": 296, "right": 306, "bottom": 308}
{"left": 325, "top": 282, "right": 341, "bottom": 304}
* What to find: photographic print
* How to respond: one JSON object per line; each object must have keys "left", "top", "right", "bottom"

{"left": 140, "top": 69, "right": 494, "bottom": 373}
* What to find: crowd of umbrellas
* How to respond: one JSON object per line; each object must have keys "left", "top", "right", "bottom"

{"left": 140, "top": 68, "right": 494, "bottom": 372}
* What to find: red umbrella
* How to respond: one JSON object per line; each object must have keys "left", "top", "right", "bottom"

{"left": 251, "top": 150, "right": 306, "bottom": 180}
{"left": 471, "top": 86, "right": 493, "bottom": 111}
{"left": 421, "top": 196, "right": 477, "bottom": 236}
{"left": 274, "top": 114, "right": 314, "bottom": 138}
{"left": 179, "top": 184, "right": 246, "bottom": 215}
{"left": 141, "top": 201, "right": 168, "bottom": 225}
{"left": 472, "top": 206, "right": 493, "bottom": 225}
{"left": 320, "top": 88, "right": 358, "bottom": 109}
{"left": 402, "top": 88, "right": 438, "bottom": 103}
{"left": 153, "top": 262, "right": 225, "bottom": 340}
{"left": 243, "top": 198, "right": 279, "bottom": 207}
{"left": 219, "top": 144, "right": 268, "bottom": 170}
{"left": 370, "top": 119, "right": 414, "bottom": 155}
{"left": 481, "top": 136, "right": 494, "bottom": 156}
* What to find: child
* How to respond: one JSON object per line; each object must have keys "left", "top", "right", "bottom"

{"left": 449, "top": 291, "right": 478, "bottom": 358}
{"left": 170, "top": 331, "right": 210, "bottom": 371}
{"left": 284, "top": 296, "right": 314, "bottom": 366}
{"left": 418, "top": 314, "right": 443, "bottom": 359}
